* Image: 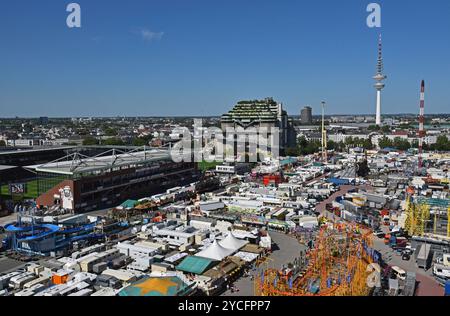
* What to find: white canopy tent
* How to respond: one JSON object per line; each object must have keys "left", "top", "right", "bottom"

{"left": 219, "top": 232, "right": 248, "bottom": 251}
{"left": 195, "top": 240, "right": 234, "bottom": 261}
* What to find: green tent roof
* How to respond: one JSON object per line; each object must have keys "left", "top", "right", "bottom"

{"left": 176, "top": 256, "right": 216, "bottom": 274}
{"left": 120, "top": 199, "right": 138, "bottom": 209}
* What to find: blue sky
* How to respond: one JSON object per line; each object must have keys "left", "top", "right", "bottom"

{"left": 1, "top": 0, "right": 449, "bottom": 117}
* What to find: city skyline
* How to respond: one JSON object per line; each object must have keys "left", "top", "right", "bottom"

{"left": 1, "top": 0, "right": 450, "bottom": 117}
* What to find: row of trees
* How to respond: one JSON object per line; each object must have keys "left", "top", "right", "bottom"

{"left": 426, "top": 135, "right": 450, "bottom": 151}
{"left": 285, "top": 136, "right": 374, "bottom": 156}
{"left": 378, "top": 135, "right": 450, "bottom": 151}
{"left": 378, "top": 136, "right": 413, "bottom": 151}
{"left": 286, "top": 135, "right": 450, "bottom": 156}
{"left": 82, "top": 135, "right": 153, "bottom": 147}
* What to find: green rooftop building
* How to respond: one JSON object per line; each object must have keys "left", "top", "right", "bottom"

{"left": 221, "top": 97, "right": 296, "bottom": 156}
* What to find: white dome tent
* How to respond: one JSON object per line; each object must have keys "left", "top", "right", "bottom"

{"left": 219, "top": 232, "right": 248, "bottom": 251}
{"left": 195, "top": 240, "right": 234, "bottom": 261}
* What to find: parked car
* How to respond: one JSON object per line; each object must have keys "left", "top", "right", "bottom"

{"left": 402, "top": 252, "right": 411, "bottom": 261}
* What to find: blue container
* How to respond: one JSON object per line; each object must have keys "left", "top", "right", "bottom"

{"left": 445, "top": 281, "right": 450, "bottom": 296}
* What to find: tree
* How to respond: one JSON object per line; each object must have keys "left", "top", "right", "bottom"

{"left": 132, "top": 137, "right": 149, "bottom": 146}
{"left": 104, "top": 127, "right": 118, "bottom": 137}
{"left": 0, "top": 140, "right": 6, "bottom": 146}
{"left": 356, "top": 159, "right": 370, "bottom": 178}
{"left": 132, "top": 135, "right": 152, "bottom": 147}
{"left": 392, "top": 137, "right": 411, "bottom": 151}
{"left": 381, "top": 125, "right": 391, "bottom": 134}
{"left": 434, "top": 135, "right": 450, "bottom": 151}
{"left": 103, "top": 138, "right": 125, "bottom": 146}
{"left": 292, "top": 136, "right": 321, "bottom": 156}
{"left": 285, "top": 147, "right": 300, "bottom": 157}
{"left": 362, "top": 138, "right": 374, "bottom": 150}
{"left": 82, "top": 137, "right": 99, "bottom": 146}
{"left": 378, "top": 136, "right": 393, "bottom": 149}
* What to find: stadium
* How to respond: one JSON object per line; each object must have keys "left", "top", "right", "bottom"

{"left": 0, "top": 146, "right": 199, "bottom": 213}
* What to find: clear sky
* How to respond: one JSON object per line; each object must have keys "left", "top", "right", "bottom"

{"left": 1, "top": 0, "right": 449, "bottom": 117}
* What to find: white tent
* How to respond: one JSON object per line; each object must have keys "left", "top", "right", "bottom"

{"left": 195, "top": 240, "right": 234, "bottom": 261}
{"left": 219, "top": 232, "right": 248, "bottom": 251}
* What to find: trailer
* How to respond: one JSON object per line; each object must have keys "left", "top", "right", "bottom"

{"left": 8, "top": 272, "right": 36, "bottom": 290}
{"left": 416, "top": 244, "right": 432, "bottom": 270}
{"left": 0, "top": 272, "right": 20, "bottom": 290}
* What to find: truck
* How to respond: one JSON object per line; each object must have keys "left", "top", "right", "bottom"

{"left": 433, "top": 263, "right": 450, "bottom": 279}
{"left": 390, "top": 236, "right": 408, "bottom": 249}
{"left": 416, "top": 244, "right": 432, "bottom": 270}
{"left": 327, "top": 178, "right": 351, "bottom": 186}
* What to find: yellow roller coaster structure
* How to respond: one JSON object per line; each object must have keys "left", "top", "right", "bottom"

{"left": 255, "top": 223, "right": 376, "bottom": 296}
{"left": 405, "top": 196, "right": 450, "bottom": 237}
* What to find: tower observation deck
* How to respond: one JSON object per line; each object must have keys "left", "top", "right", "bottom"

{"left": 373, "top": 35, "right": 387, "bottom": 126}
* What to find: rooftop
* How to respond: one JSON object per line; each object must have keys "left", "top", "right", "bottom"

{"left": 25, "top": 147, "right": 171, "bottom": 176}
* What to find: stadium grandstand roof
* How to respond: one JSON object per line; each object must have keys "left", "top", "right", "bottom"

{"left": 25, "top": 147, "right": 172, "bottom": 176}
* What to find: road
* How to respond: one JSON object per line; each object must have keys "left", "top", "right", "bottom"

{"left": 315, "top": 184, "right": 370, "bottom": 218}
{"left": 372, "top": 230, "right": 444, "bottom": 296}
{"left": 222, "top": 231, "right": 306, "bottom": 296}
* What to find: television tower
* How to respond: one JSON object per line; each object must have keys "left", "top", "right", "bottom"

{"left": 373, "top": 34, "right": 387, "bottom": 126}
{"left": 321, "top": 101, "right": 327, "bottom": 163}
{"left": 418, "top": 80, "right": 425, "bottom": 170}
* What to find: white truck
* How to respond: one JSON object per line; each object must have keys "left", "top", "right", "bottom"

{"left": 433, "top": 263, "right": 450, "bottom": 279}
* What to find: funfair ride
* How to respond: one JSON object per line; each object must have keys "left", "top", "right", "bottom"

{"left": 255, "top": 223, "right": 376, "bottom": 296}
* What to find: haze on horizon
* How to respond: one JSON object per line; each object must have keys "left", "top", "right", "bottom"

{"left": 1, "top": 0, "right": 450, "bottom": 117}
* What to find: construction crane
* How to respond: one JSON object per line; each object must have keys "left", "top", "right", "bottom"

{"left": 321, "top": 101, "right": 328, "bottom": 163}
